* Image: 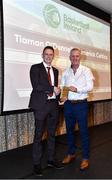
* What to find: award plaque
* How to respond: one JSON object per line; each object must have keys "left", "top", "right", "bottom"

{"left": 60, "top": 86, "right": 69, "bottom": 101}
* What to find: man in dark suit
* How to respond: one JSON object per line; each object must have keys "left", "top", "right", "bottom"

{"left": 29, "top": 46, "right": 63, "bottom": 176}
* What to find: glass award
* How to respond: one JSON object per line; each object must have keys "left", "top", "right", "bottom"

{"left": 60, "top": 86, "right": 69, "bottom": 102}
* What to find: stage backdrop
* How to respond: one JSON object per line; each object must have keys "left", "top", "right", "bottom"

{"left": 2, "top": 0, "right": 111, "bottom": 112}
{"left": 0, "top": 1, "right": 112, "bottom": 153}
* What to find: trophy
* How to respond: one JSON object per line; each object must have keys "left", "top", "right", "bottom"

{"left": 60, "top": 86, "right": 69, "bottom": 103}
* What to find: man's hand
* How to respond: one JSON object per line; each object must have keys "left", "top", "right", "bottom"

{"left": 59, "top": 97, "right": 67, "bottom": 105}
{"left": 54, "top": 87, "right": 61, "bottom": 96}
{"left": 68, "top": 86, "right": 77, "bottom": 92}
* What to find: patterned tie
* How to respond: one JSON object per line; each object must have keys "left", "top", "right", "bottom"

{"left": 47, "top": 67, "right": 53, "bottom": 97}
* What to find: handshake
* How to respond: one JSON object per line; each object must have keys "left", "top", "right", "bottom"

{"left": 54, "top": 85, "right": 77, "bottom": 103}
{"left": 54, "top": 86, "right": 61, "bottom": 96}
{"left": 54, "top": 86, "right": 70, "bottom": 103}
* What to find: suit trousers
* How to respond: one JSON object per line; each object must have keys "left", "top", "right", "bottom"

{"left": 32, "top": 100, "right": 59, "bottom": 165}
{"left": 64, "top": 100, "right": 89, "bottom": 159}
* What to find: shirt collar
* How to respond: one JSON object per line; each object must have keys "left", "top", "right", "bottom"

{"left": 43, "top": 62, "right": 52, "bottom": 69}
{"left": 71, "top": 64, "right": 80, "bottom": 69}
{"left": 70, "top": 64, "right": 81, "bottom": 71}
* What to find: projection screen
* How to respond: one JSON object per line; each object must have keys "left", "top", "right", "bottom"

{"left": 2, "top": 0, "right": 111, "bottom": 112}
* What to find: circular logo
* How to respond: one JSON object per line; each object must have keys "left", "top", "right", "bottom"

{"left": 43, "top": 4, "right": 61, "bottom": 28}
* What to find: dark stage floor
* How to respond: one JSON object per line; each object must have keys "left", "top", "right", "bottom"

{"left": 0, "top": 122, "right": 112, "bottom": 179}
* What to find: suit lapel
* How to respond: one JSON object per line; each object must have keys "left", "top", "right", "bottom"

{"left": 53, "top": 67, "right": 58, "bottom": 86}
{"left": 40, "top": 63, "right": 49, "bottom": 82}
{"left": 40, "top": 63, "right": 58, "bottom": 86}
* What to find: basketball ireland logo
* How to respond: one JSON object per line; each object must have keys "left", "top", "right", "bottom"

{"left": 43, "top": 4, "right": 61, "bottom": 28}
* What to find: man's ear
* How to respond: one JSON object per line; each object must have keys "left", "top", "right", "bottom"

{"left": 41, "top": 53, "right": 43, "bottom": 59}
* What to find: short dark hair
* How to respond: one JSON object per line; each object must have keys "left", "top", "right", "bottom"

{"left": 43, "top": 46, "right": 54, "bottom": 54}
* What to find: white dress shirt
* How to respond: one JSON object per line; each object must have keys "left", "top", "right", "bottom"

{"left": 60, "top": 64, "right": 94, "bottom": 100}
{"left": 43, "top": 62, "right": 56, "bottom": 99}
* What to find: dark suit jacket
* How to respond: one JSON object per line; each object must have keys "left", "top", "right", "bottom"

{"left": 29, "top": 62, "right": 59, "bottom": 110}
